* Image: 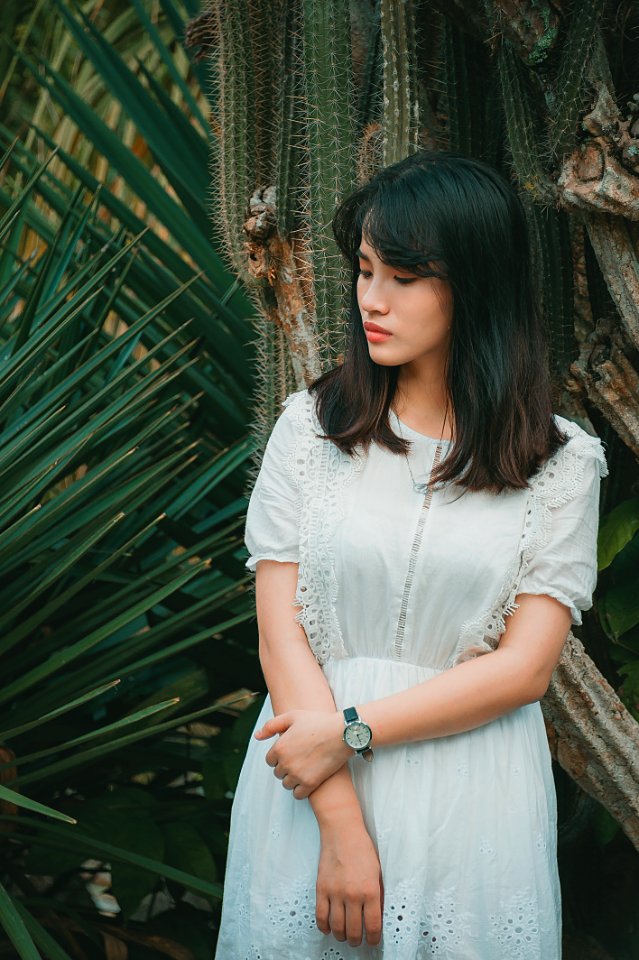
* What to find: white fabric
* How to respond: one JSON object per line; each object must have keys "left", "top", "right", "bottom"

{"left": 216, "top": 388, "right": 608, "bottom": 960}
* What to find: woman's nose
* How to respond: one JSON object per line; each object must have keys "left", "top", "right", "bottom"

{"left": 359, "top": 279, "right": 389, "bottom": 314}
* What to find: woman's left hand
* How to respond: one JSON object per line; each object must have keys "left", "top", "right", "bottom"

{"left": 254, "top": 709, "right": 353, "bottom": 799}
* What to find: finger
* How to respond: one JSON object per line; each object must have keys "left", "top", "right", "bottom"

{"left": 281, "top": 774, "right": 298, "bottom": 791}
{"left": 254, "top": 714, "right": 290, "bottom": 740}
{"left": 329, "top": 900, "right": 346, "bottom": 942}
{"left": 364, "top": 892, "right": 383, "bottom": 947}
{"left": 316, "top": 889, "right": 330, "bottom": 935}
{"left": 345, "top": 899, "right": 364, "bottom": 948}
{"left": 264, "top": 748, "right": 277, "bottom": 768}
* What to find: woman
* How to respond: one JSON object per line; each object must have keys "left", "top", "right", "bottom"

{"left": 214, "top": 150, "right": 607, "bottom": 959}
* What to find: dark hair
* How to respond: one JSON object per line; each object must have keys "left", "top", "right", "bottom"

{"left": 307, "top": 149, "right": 568, "bottom": 494}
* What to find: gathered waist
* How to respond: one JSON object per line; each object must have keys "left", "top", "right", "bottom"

{"left": 322, "top": 654, "right": 448, "bottom": 708}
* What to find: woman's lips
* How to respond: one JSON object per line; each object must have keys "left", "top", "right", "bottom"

{"left": 365, "top": 329, "right": 392, "bottom": 342}
{"left": 363, "top": 322, "right": 392, "bottom": 342}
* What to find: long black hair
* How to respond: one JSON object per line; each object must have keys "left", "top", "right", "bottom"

{"left": 308, "top": 149, "right": 568, "bottom": 494}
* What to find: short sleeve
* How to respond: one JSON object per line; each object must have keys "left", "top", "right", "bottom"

{"left": 516, "top": 436, "right": 608, "bottom": 625}
{"left": 243, "top": 400, "right": 300, "bottom": 573}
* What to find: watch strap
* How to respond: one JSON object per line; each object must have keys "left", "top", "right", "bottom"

{"left": 343, "top": 706, "right": 359, "bottom": 723}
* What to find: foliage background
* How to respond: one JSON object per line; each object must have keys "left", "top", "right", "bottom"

{"left": 0, "top": 1, "right": 267, "bottom": 957}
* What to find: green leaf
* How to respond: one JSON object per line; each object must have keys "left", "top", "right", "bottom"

{"left": 1, "top": 698, "right": 180, "bottom": 770}
{"left": 12, "top": 901, "right": 74, "bottom": 960}
{"left": 0, "top": 817, "right": 223, "bottom": 899}
{"left": 0, "top": 878, "right": 41, "bottom": 960}
{"left": 51, "top": 0, "right": 209, "bottom": 225}
{"left": 592, "top": 802, "right": 620, "bottom": 848}
{"left": 0, "top": 784, "right": 77, "bottom": 824}
{"left": 129, "top": 0, "right": 209, "bottom": 131}
{"left": 599, "top": 579, "right": 639, "bottom": 641}
{"left": 16, "top": 693, "right": 253, "bottom": 788}
{"left": 0, "top": 562, "right": 207, "bottom": 705}
{"left": 0, "top": 680, "right": 120, "bottom": 739}
{"left": 12, "top": 45, "right": 223, "bottom": 275}
{"left": 102, "top": 816, "right": 165, "bottom": 919}
{"left": 598, "top": 499, "right": 639, "bottom": 570}
{"left": 162, "top": 821, "right": 218, "bottom": 890}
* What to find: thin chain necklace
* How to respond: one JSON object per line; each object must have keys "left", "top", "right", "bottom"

{"left": 394, "top": 413, "right": 445, "bottom": 494}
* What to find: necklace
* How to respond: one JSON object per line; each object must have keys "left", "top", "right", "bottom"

{"left": 394, "top": 414, "right": 445, "bottom": 494}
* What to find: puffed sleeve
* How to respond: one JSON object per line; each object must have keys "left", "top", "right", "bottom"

{"left": 516, "top": 435, "right": 608, "bottom": 625}
{"left": 243, "top": 399, "right": 300, "bottom": 573}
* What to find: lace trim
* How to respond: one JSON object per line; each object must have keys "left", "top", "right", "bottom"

{"left": 282, "top": 389, "right": 364, "bottom": 666}
{"left": 448, "top": 416, "right": 609, "bottom": 667}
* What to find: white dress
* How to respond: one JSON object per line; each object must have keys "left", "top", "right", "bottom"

{"left": 214, "top": 388, "right": 608, "bottom": 960}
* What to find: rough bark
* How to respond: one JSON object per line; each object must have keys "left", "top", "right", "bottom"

{"left": 571, "top": 317, "right": 639, "bottom": 458}
{"left": 243, "top": 185, "right": 322, "bottom": 386}
{"left": 542, "top": 631, "right": 639, "bottom": 850}
{"left": 557, "top": 83, "right": 639, "bottom": 220}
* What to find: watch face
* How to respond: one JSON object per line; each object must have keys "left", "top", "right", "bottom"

{"left": 344, "top": 721, "right": 372, "bottom": 750}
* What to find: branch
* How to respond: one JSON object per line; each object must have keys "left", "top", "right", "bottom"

{"left": 542, "top": 630, "right": 639, "bottom": 851}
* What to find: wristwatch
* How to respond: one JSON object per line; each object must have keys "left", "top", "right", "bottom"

{"left": 342, "top": 706, "right": 374, "bottom": 762}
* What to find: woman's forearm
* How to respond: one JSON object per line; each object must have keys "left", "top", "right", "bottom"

{"left": 259, "top": 633, "right": 364, "bottom": 828}
{"left": 259, "top": 633, "right": 337, "bottom": 716}
{"left": 357, "top": 647, "right": 541, "bottom": 747}
{"left": 253, "top": 561, "right": 365, "bottom": 826}
{"left": 356, "top": 594, "right": 571, "bottom": 747}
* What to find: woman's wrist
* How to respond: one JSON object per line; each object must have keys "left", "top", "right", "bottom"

{"left": 310, "top": 769, "right": 366, "bottom": 833}
{"left": 316, "top": 802, "right": 367, "bottom": 835}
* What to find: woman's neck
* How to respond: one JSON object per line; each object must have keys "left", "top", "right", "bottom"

{"left": 392, "top": 376, "right": 455, "bottom": 441}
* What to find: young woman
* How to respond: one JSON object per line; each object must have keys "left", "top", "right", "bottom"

{"left": 214, "top": 150, "right": 608, "bottom": 959}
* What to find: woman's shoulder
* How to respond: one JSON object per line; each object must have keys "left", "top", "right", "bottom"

{"left": 280, "top": 387, "right": 321, "bottom": 432}
{"left": 528, "top": 414, "right": 609, "bottom": 507}
{"left": 281, "top": 387, "right": 311, "bottom": 412}
{"left": 551, "top": 413, "right": 609, "bottom": 479}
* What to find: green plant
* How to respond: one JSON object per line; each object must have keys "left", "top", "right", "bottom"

{"left": 0, "top": 0, "right": 268, "bottom": 954}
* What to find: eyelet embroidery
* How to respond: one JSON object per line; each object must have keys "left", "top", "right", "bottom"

{"left": 448, "top": 416, "right": 608, "bottom": 667}
{"left": 220, "top": 869, "right": 558, "bottom": 958}
{"left": 282, "top": 389, "right": 364, "bottom": 666}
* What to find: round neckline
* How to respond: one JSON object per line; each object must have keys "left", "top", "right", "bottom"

{"left": 390, "top": 409, "right": 453, "bottom": 443}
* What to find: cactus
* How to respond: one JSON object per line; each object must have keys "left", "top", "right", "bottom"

{"left": 380, "top": 0, "right": 421, "bottom": 165}
{"left": 301, "top": 0, "right": 358, "bottom": 369}
{"left": 493, "top": 38, "right": 551, "bottom": 203}
{"left": 547, "top": 0, "right": 607, "bottom": 162}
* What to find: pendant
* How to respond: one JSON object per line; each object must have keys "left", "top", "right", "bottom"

{"left": 413, "top": 479, "right": 430, "bottom": 494}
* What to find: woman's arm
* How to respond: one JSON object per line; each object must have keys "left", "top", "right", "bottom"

{"left": 356, "top": 592, "right": 571, "bottom": 745}
{"left": 255, "top": 559, "right": 384, "bottom": 948}
{"left": 253, "top": 559, "right": 363, "bottom": 825}
{"left": 257, "top": 592, "right": 572, "bottom": 792}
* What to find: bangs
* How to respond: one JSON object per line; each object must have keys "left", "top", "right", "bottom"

{"left": 339, "top": 183, "right": 450, "bottom": 282}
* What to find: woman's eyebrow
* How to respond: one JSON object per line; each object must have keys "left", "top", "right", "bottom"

{"left": 355, "top": 248, "right": 370, "bottom": 261}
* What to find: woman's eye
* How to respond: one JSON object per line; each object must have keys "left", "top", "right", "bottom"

{"left": 357, "top": 269, "right": 415, "bottom": 285}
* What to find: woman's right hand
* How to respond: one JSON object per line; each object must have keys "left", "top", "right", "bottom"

{"left": 315, "top": 821, "right": 384, "bottom": 948}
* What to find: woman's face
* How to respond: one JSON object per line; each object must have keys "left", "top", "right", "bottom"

{"left": 356, "top": 235, "right": 453, "bottom": 370}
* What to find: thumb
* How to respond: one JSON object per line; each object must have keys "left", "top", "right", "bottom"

{"left": 254, "top": 713, "right": 292, "bottom": 740}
